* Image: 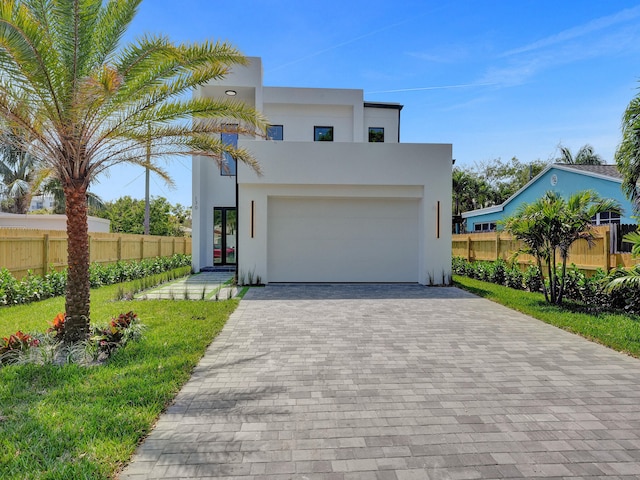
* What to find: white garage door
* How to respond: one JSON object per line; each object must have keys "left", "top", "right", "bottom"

{"left": 267, "top": 197, "right": 419, "bottom": 282}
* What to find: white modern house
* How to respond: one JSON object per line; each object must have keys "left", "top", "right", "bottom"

{"left": 192, "top": 57, "right": 452, "bottom": 285}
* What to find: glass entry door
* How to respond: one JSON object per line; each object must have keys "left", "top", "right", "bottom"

{"left": 213, "top": 207, "right": 236, "bottom": 265}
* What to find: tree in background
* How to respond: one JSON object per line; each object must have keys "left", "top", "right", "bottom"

{"left": 0, "top": 0, "right": 267, "bottom": 343}
{"left": 0, "top": 130, "right": 39, "bottom": 213}
{"left": 100, "top": 196, "right": 188, "bottom": 237}
{"left": 555, "top": 144, "right": 603, "bottom": 165}
{"left": 475, "top": 157, "right": 548, "bottom": 204}
{"left": 502, "top": 190, "right": 620, "bottom": 305}
{"left": 616, "top": 91, "right": 640, "bottom": 208}
{"left": 453, "top": 157, "right": 548, "bottom": 220}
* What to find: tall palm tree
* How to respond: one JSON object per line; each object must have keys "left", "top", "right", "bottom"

{"left": 616, "top": 93, "right": 640, "bottom": 207}
{"left": 502, "top": 190, "right": 620, "bottom": 304}
{"left": 556, "top": 144, "right": 603, "bottom": 165}
{"left": 0, "top": 0, "right": 267, "bottom": 343}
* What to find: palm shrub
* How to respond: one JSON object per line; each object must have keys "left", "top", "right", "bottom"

{"left": 0, "top": 0, "right": 267, "bottom": 343}
{"left": 502, "top": 190, "right": 621, "bottom": 305}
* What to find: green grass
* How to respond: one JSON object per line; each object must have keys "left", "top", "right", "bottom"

{"left": 454, "top": 275, "right": 640, "bottom": 358}
{"left": 0, "top": 280, "right": 237, "bottom": 479}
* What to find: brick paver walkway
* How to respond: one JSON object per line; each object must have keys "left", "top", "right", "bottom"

{"left": 119, "top": 285, "right": 640, "bottom": 479}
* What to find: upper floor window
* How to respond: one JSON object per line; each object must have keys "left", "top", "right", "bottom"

{"left": 220, "top": 124, "right": 238, "bottom": 176}
{"left": 369, "top": 127, "right": 384, "bottom": 143}
{"left": 314, "top": 126, "right": 333, "bottom": 142}
{"left": 267, "top": 125, "right": 283, "bottom": 141}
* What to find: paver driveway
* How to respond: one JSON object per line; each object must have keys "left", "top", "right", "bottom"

{"left": 119, "top": 285, "right": 640, "bottom": 479}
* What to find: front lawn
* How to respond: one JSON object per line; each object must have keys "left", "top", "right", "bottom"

{"left": 454, "top": 275, "right": 640, "bottom": 358}
{"left": 0, "top": 279, "right": 237, "bottom": 479}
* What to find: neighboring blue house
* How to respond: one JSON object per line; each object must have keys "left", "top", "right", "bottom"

{"left": 462, "top": 164, "right": 635, "bottom": 233}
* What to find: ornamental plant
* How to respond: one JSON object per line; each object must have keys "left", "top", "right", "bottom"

{"left": 0, "top": 331, "right": 40, "bottom": 364}
{"left": 92, "top": 311, "right": 144, "bottom": 356}
{"left": 47, "top": 313, "right": 66, "bottom": 340}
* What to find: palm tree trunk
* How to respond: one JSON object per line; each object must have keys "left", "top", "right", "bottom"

{"left": 537, "top": 257, "right": 550, "bottom": 303}
{"left": 557, "top": 254, "right": 568, "bottom": 304}
{"left": 63, "top": 182, "right": 91, "bottom": 343}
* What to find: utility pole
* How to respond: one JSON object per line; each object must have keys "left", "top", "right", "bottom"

{"left": 144, "top": 134, "right": 151, "bottom": 235}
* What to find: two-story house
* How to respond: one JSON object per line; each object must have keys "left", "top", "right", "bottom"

{"left": 192, "top": 57, "right": 452, "bottom": 285}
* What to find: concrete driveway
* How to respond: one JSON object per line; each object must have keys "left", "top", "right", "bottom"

{"left": 119, "top": 285, "right": 640, "bottom": 479}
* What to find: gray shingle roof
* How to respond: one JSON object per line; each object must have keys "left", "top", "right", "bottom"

{"left": 557, "top": 164, "right": 622, "bottom": 180}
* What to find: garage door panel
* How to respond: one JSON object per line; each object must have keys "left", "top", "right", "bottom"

{"left": 267, "top": 197, "right": 418, "bottom": 282}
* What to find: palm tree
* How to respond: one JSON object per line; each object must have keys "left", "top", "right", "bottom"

{"left": 0, "top": 0, "right": 267, "bottom": 343}
{"left": 616, "top": 93, "right": 640, "bottom": 207}
{"left": 502, "top": 190, "right": 620, "bottom": 304}
{"left": 556, "top": 144, "right": 603, "bottom": 165}
{"left": 0, "top": 130, "right": 39, "bottom": 213}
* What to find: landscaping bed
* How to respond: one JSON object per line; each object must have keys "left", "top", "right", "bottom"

{"left": 0, "top": 279, "right": 237, "bottom": 479}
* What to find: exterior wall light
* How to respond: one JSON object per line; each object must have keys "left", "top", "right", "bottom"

{"left": 225, "top": 90, "right": 237, "bottom": 96}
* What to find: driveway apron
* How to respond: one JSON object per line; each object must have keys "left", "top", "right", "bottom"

{"left": 119, "top": 285, "right": 640, "bottom": 479}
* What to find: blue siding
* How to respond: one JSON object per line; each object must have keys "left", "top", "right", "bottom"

{"left": 464, "top": 167, "right": 634, "bottom": 232}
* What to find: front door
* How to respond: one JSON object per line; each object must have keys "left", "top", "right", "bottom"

{"left": 213, "top": 207, "right": 236, "bottom": 265}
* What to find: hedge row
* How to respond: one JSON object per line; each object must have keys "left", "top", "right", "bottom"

{"left": 452, "top": 257, "right": 640, "bottom": 315}
{"left": 0, "top": 254, "right": 191, "bottom": 306}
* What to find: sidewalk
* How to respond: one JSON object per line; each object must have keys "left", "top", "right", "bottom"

{"left": 136, "top": 272, "right": 237, "bottom": 301}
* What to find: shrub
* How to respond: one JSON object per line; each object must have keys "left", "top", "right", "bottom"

{"left": 0, "top": 254, "right": 191, "bottom": 307}
{"left": 490, "top": 259, "right": 507, "bottom": 285}
{"left": 524, "top": 265, "right": 543, "bottom": 292}
{"left": 453, "top": 257, "right": 640, "bottom": 316}
{"left": 504, "top": 266, "right": 524, "bottom": 290}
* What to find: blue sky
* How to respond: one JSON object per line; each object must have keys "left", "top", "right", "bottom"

{"left": 91, "top": 0, "right": 640, "bottom": 207}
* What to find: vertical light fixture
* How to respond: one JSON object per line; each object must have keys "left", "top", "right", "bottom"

{"left": 436, "top": 201, "right": 440, "bottom": 239}
{"left": 250, "top": 201, "right": 255, "bottom": 238}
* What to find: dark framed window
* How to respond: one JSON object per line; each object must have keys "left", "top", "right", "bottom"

{"left": 267, "top": 125, "right": 283, "bottom": 141}
{"left": 368, "top": 127, "right": 384, "bottom": 143}
{"left": 220, "top": 124, "right": 238, "bottom": 176}
{"left": 473, "top": 222, "right": 496, "bottom": 232}
{"left": 591, "top": 211, "right": 621, "bottom": 225}
{"left": 314, "top": 126, "right": 333, "bottom": 142}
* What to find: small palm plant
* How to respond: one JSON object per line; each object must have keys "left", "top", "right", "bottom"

{"left": 502, "top": 190, "right": 621, "bottom": 305}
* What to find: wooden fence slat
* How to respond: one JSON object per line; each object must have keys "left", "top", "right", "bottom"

{"left": 0, "top": 228, "right": 191, "bottom": 279}
{"left": 452, "top": 226, "right": 640, "bottom": 274}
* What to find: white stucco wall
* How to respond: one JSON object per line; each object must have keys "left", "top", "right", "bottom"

{"left": 363, "top": 105, "right": 401, "bottom": 143}
{"left": 236, "top": 141, "right": 452, "bottom": 285}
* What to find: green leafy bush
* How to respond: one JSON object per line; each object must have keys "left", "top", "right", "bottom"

{"left": 0, "top": 254, "right": 191, "bottom": 306}
{"left": 453, "top": 257, "right": 640, "bottom": 315}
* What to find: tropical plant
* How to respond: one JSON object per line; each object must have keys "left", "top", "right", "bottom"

{"left": 617, "top": 88, "right": 640, "bottom": 207}
{"left": 0, "top": 130, "right": 40, "bottom": 213}
{"left": 502, "top": 190, "right": 621, "bottom": 304}
{"left": 555, "top": 143, "right": 603, "bottom": 165}
{"left": 0, "top": 0, "right": 267, "bottom": 343}
{"left": 607, "top": 231, "right": 640, "bottom": 291}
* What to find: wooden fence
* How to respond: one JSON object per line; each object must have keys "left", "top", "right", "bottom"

{"left": 0, "top": 228, "right": 191, "bottom": 279}
{"left": 452, "top": 226, "right": 640, "bottom": 274}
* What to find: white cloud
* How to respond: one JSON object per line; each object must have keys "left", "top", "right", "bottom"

{"left": 501, "top": 5, "right": 640, "bottom": 57}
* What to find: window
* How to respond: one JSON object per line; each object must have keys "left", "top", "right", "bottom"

{"left": 267, "top": 125, "right": 283, "bottom": 141}
{"left": 368, "top": 127, "right": 384, "bottom": 143}
{"left": 473, "top": 222, "right": 496, "bottom": 232}
{"left": 591, "top": 211, "right": 621, "bottom": 225}
{"left": 314, "top": 126, "right": 333, "bottom": 142}
{"left": 220, "top": 124, "right": 238, "bottom": 176}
